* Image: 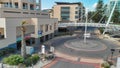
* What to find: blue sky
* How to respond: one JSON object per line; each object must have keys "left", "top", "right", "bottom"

{"left": 41, "top": 0, "right": 109, "bottom": 11}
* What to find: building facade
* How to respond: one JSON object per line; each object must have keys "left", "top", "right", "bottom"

{"left": 51, "top": 2, "right": 85, "bottom": 23}
{"left": 0, "top": 0, "right": 58, "bottom": 50}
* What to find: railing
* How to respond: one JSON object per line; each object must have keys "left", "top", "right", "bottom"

{"left": 58, "top": 23, "right": 120, "bottom": 28}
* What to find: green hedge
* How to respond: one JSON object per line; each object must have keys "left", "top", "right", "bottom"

{"left": 24, "top": 54, "right": 40, "bottom": 66}
{"left": 2, "top": 54, "right": 40, "bottom": 67}
{"left": 2, "top": 55, "right": 24, "bottom": 65}
{"left": 101, "top": 61, "right": 110, "bottom": 68}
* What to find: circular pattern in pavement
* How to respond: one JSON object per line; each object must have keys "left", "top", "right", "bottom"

{"left": 64, "top": 38, "right": 107, "bottom": 52}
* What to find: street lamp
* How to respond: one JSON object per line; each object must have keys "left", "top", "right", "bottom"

{"left": 21, "top": 21, "right": 27, "bottom": 58}
{"left": 110, "top": 49, "right": 115, "bottom": 60}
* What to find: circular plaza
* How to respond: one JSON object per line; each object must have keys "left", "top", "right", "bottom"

{"left": 64, "top": 38, "right": 107, "bottom": 52}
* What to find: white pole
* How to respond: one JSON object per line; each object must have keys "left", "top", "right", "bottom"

{"left": 103, "top": 0, "right": 118, "bottom": 34}
{"left": 84, "top": 8, "right": 88, "bottom": 43}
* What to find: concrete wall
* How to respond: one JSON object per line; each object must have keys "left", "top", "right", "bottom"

{"left": 53, "top": 4, "right": 83, "bottom": 22}
{"left": 0, "top": 17, "right": 58, "bottom": 48}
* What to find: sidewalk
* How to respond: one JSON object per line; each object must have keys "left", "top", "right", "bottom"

{"left": 33, "top": 59, "right": 54, "bottom": 68}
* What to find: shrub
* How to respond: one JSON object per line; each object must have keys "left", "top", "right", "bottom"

{"left": 24, "top": 54, "right": 40, "bottom": 67}
{"left": 98, "top": 27, "right": 104, "bottom": 34}
{"left": 24, "top": 57, "right": 32, "bottom": 66}
{"left": 101, "top": 61, "right": 110, "bottom": 68}
{"left": 2, "top": 55, "right": 24, "bottom": 65}
{"left": 31, "top": 54, "right": 40, "bottom": 64}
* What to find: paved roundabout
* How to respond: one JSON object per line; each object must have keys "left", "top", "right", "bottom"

{"left": 64, "top": 38, "right": 107, "bottom": 52}
{"left": 47, "top": 35, "right": 120, "bottom": 60}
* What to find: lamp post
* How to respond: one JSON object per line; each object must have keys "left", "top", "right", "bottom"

{"left": 21, "top": 21, "right": 27, "bottom": 58}
{"left": 110, "top": 49, "right": 115, "bottom": 60}
{"left": 84, "top": 8, "right": 88, "bottom": 43}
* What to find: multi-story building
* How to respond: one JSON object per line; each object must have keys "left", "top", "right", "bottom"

{"left": 0, "top": 0, "right": 58, "bottom": 50}
{"left": 51, "top": 2, "right": 85, "bottom": 23}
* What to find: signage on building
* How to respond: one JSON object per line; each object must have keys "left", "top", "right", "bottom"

{"left": 38, "top": 30, "right": 42, "bottom": 37}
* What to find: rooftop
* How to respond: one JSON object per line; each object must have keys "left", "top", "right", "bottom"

{"left": 55, "top": 2, "right": 82, "bottom": 5}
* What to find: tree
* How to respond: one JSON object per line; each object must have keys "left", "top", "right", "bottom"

{"left": 112, "top": 9, "right": 120, "bottom": 24}
{"left": 92, "top": 0, "right": 104, "bottom": 23}
{"left": 96, "top": 0, "right": 104, "bottom": 11}
{"left": 21, "top": 21, "right": 27, "bottom": 58}
{"left": 88, "top": 11, "right": 95, "bottom": 22}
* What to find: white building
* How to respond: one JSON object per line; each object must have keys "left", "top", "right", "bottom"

{"left": 0, "top": 0, "right": 58, "bottom": 50}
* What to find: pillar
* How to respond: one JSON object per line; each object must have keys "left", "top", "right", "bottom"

{"left": 30, "top": 38, "right": 33, "bottom": 46}
{"left": 52, "top": 33, "right": 54, "bottom": 38}
{"left": 35, "top": 38, "right": 40, "bottom": 45}
{"left": 43, "top": 36, "right": 46, "bottom": 42}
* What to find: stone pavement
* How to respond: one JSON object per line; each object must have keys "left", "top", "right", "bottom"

{"left": 54, "top": 51, "right": 103, "bottom": 68}
{"left": 33, "top": 59, "right": 54, "bottom": 68}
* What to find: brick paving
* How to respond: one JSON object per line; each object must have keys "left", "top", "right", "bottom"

{"left": 43, "top": 57, "right": 101, "bottom": 68}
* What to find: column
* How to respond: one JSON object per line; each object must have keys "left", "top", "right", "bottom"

{"left": 43, "top": 36, "right": 46, "bottom": 42}
{"left": 35, "top": 38, "right": 40, "bottom": 45}
{"left": 30, "top": 38, "right": 33, "bottom": 46}
{"left": 48, "top": 34, "right": 51, "bottom": 40}
{"left": 11, "top": 0, "right": 14, "bottom": 8}
{"left": 52, "top": 33, "right": 54, "bottom": 38}
{"left": 18, "top": 0, "right": 22, "bottom": 9}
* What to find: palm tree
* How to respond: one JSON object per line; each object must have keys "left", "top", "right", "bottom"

{"left": 21, "top": 21, "right": 27, "bottom": 58}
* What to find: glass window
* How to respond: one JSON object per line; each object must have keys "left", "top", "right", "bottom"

{"left": 75, "top": 16, "right": 79, "bottom": 19}
{"left": 4, "top": 2, "right": 12, "bottom": 8}
{"left": 76, "top": 7, "right": 78, "bottom": 9}
{"left": 75, "top": 11, "right": 78, "bottom": 14}
{"left": 61, "top": 7, "right": 70, "bottom": 11}
{"left": 50, "top": 25, "right": 52, "bottom": 30}
{"left": 23, "top": 3, "right": 28, "bottom": 9}
{"left": 45, "top": 24, "right": 49, "bottom": 32}
{"left": 15, "top": 2, "right": 18, "bottom": 8}
{"left": 30, "top": 4, "right": 34, "bottom": 10}
{"left": 40, "top": 25, "right": 43, "bottom": 32}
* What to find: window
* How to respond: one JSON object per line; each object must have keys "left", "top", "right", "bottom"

{"left": 54, "top": 23, "right": 57, "bottom": 29}
{"left": 36, "top": 5, "right": 40, "bottom": 10}
{"left": 76, "top": 7, "right": 78, "bottom": 9}
{"left": 75, "top": 11, "right": 78, "bottom": 14}
{"left": 4, "top": 2, "right": 12, "bottom": 8}
{"left": 15, "top": 2, "right": 18, "bottom": 8}
{"left": 30, "top": 4, "right": 34, "bottom": 10}
{"left": 36, "top": 0, "right": 40, "bottom": 4}
{"left": 45, "top": 24, "right": 49, "bottom": 32}
{"left": 23, "top": 3, "right": 28, "bottom": 9}
{"left": 29, "top": 0, "right": 34, "bottom": 2}
{"left": 50, "top": 25, "right": 52, "bottom": 30}
{"left": 40, "top": 25, "right": 43, "bottom": 32}
{"left": 75, "top": 16, "right": 79, "bottom": 19}
{"left": 61, "top": 7, "right": 70, "bottom": 11}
